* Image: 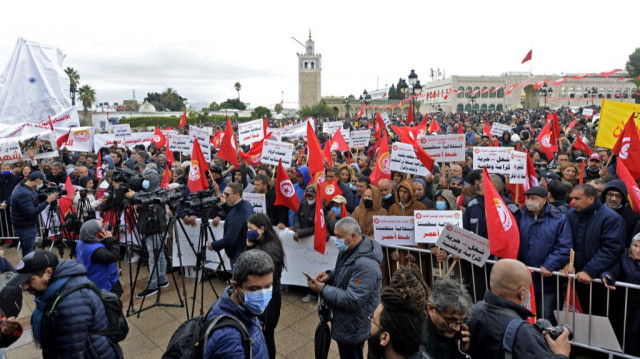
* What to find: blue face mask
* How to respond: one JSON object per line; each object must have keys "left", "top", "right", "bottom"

{"left": 435, "top": 201, "right": 447, "bottom": 210}
{"left": 241, "top": 287, "right": 273, "bottom": 315}
{"left": 142, "top": 180, "right": 150, "bottom": 190}
{"left": 331, "top": 206, "right": 341, "bottom": 217}
{"left": 382, "top": 192, "right": 392, "bottom": 200}
{"left": 247, "top": 229, "right": 260, "bottom": 243}
{"left": 349, "top": 183, "right": 357, "bottom": 191}
{"left": 334, "top": 237, "right": 348, "bottom": 251}
{"left": 1, "top": 170, "right": 11, "bottom": 176}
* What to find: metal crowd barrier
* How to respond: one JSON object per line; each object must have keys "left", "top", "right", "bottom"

{"left": 0, "top": 208, "right": 18, "bottom": 241}
{"left": 379, "top": 243, "right": 640, "bottom": 359}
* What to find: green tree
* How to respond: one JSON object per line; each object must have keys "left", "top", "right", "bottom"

{"left": 626, "top": 48, "right": 640, "bottom": 78}
{"left": 388, "top": 84, "right": 397, "bottom": 100}
{"left": 251, "top": 106, "right": 272, "bottom": 119}
{"left": 274, "top": 103, "right": 283, "bottom": 115}
{"left": 298, "top": 102, "right": 337, "bottom": 119}
{"left": 220, "top": 98, "right": 247, "bottom": 110}
{"left": 209, "top": 101, "right": 220, "bottom": 111}
{"left": 64, "top": 67, "right": 80, "bottom": 87}
{"left": 77, "top": 85, "right": 96, "bottom": 126}
{"left": 143, "top": 88, "right": 185, "bottom": 111}
{"left": 234, "top": 82, "right": 242, "bottom": 100}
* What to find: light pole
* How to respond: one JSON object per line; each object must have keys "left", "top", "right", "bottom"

{"left": 360, "top": 89, "right": 371, "bottom": 118}
{"left": 538, "top": 83, "right": 553, "bottom": 108}
{"left": 469, "top": 93, "right": 478, "bottom": 111}
{"left": 344, "top": 97, "right": 350, "bottom": 118}
{"left": 586, "top": 87, "right": 597, "bottom": 105}
{"left": 70, "top": 83, "right": 77, "bottom": 106}
{"left": 399, "top": 70, "right": 422, "bottom": 122}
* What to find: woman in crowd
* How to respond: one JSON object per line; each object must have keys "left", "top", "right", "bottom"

{"left": 338, "top": 163, "right": 354, "bottom": 186}
{"left": 76, "top": 219, "right": 122, "bottom": 297}
{"left": 245, "top": 213, "right": 285, "bottom": 359}
{"left": 413, "top": 177, "right": 434, "bottom": 209}
{"left": 351, "top": 185, "right": 387, "bottom": 237}
{"left": 560, "top": 162, "right": 578, "bottom": 188}
{"left": 73, "top": 176, "right": 103, "bottom": 221}
{"left": 21, "top": 165, "right": 31, "bottom": 179}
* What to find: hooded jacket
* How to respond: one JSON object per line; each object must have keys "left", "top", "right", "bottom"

{"left": 601, "top": 180, "right": 640, "bottom": 247}
{"left": 76, "top": 220, "right": 120, "bottom": 292}
{"left": 40, "top": 260, "right": 122, "bottom": 359}
{"left": 135, "top": 168, "right": 167, "bottom": 235}
{"left": 434, "top": 189, "right": 457, "bottom": 210}
{"left": 289, "top": 166, "right": 311, "bottom": 226}
{"left": 321, "top": 236, "right": 383, "bottom": 345}
{"left": 351, "top": 185, "right": 388, "bottom": 237}
{"left": 388, "top": 179, "right": 427, "bottom": 216}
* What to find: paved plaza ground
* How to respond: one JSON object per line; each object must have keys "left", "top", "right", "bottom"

{"left": 2, "top": 245, "right": 345, "bottom": 359}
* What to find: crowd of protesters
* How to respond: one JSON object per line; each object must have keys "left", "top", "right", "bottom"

{"left": 1, "top": 104, "right": 640, "bottom": 358}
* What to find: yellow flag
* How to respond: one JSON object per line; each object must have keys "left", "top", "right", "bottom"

{"left": 595, "top": 99, "right": 640, "bottom": 149}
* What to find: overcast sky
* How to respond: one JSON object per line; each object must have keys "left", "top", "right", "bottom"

{"left": 1, "top": 0, "right": 638, "bottom": 109}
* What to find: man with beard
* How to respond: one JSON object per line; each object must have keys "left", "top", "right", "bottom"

{"left": 600, "top": 180, "right": 640, "bottom": 248}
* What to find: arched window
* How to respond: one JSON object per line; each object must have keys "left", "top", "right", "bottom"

{"left": 311, "top": 62, "right": 315, "bottom": 69}
{"left": 598, "top": 88, "right": 605, "bottom": 98}
{"left": 489, "top": 87, "right": 496, "bottom": 98}
{"left": 481, "top": 87, "right": 488, "bottom": 98}
{"left": 496, "top": 104, "right": 503, "bottom": 112}
{"left": 458, "top": 86, "right": 465, "bottom": 98}
{"left": 497, "top": 88, "right": 504, "bottom": 98}
{"left": 615, "top": 88, "right": 622, "bottom": 98}
{"left": 457, "top": 104, "right": 464, "bottom": 113}
{"left": 561, "top": 87, "right": 567, "bottom": 97}
{"left": 568, "top": 88, "right": 575, "bottom": 98}
{"left": 465, "top": 103, "right": 472, "bottom": 112}
{"left": 623, "top": 88, "right": 630, "bottom": 98}
{"left": 575, "top": 87, "right": 583, "bottom": 98}
{"left": 480, "top": 104, "right": 488, "bottom": 112}
{"left": 465, "top": 86, "right": 472, "bottom": 98}
{"left": 607, "top": 88, "right": 613, "bottom": 99}
{"left": 472, "top": 103, "right": 479, "bottom": 112}
{"left": 489, "top": 104, "right": 496, "bottom": 112}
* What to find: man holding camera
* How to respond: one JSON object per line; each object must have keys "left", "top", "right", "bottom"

{"left": 469, "top": 259, "right": 571, "bottom": 359}
{"left": 10, "top": 171, "right": 59, "bottom": 257}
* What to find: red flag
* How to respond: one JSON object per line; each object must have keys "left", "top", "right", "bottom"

{"left": 375, "top": 113, "right": 386, "bottom": 139}
{"left": 525, "top": 271, "right": 537, "bottom": 324}
{"left": 406, "top": 101, "right": 414, "bottom": 126}
{"left": 616, "top": 161, "right": 640, "bottom": 214}
{"left": 521, "top": 49, "right": 532, "bottom": 64}
{"left": 152, "top": 127, "right": 166, "bottom": 148}
{"left": 416, "top": 114, "right": 429, "bottom": 136}
{"left": 483, "top": 167, "right": 519, "bottom": 259}
{"left": 458, "top": 123, "right": 464, "bottom": 134}
{"left": 331, "top": 129, "right": 349, "bottom": 152}
{"left": 95, "top": 152, "right": 104, "bottom": 182}
{"left": 211, "top": 130, "right": 222, "bottom": 149}
{"left": 355, "top": 108, "right": 364, "bottom": 119}
{"left": 263, "top": 116, "right": 271, "bottom": 139}
{"left": 551, "top": 112, "right": 561, "bottom": 138}
{"left": 390, "top": 125, "right": 434, "bottom": 172}
{"left": 218, "top": 116, "right": 239, "bottom": 168}
{"left": 565, "top": 119, "right": 577, "bottom": 133}
{"left": 319, "top": 180, "right": 343, "bottom": 203}
{"left": 323, "top": 139, "right": 333, "bottom": 168}
{"left": 506, "top": 84, "right": 518, "bottom": 95}
{"left": 178, "top": 111, "right": 187, "bottom": 128}
{"left": 314, "top": 182, "right": 327, "bottom": 254}
{"left": 64, "top": 175, "right": 75, "bottom": 200}
{"left": 57, "top": 129, "right": 71, "bottom": 148}
{"left": 598, "top": 69, "right": 622, "bottom": 78}
{"left": 612, "top": 113, "right": 640, "bottom": 178}
{"left": 165, "top": 143, "right": 175, "bottom": 167}
{"left": 525, "top": 153, "right": 539, "bottom": 191}
{"left": 238, "top": 139, "right": 264, "bottom": 166}
{"left": 370, "top": 131, "right": 391, "bottom": 186}
{"left": 297, "top": 145, "right": 306, "bottom": 165}
{"left": 306, "top": 121, "right": 325, "bottom": 176}
{"left": 428, "top": 118, "right": 442, "bottom": 134}
{"left": 161, "top": 168, "right": 171, "bottom": 189}
{"left": 340, "top": 203, "right": 348, "bottom": 218}
{"left": 579, "top": 161, "right": 585, "bottom": 184}
{"left": 536, "top": 122, "right": 558, "bottom": 160}
{"left": 274, "top": 159, "right": 300, "bottom": 211}
{"left": 483, "top": 122, "right": 492, "bottom": 138}
{"left": 572, "top": 135, "right": 593, "bottom": 156}
{"left": 563, "top": 280, "right": 583, "bottom": 313}
{"left": 188, "top": 138, "right": 209, "bottom": 192}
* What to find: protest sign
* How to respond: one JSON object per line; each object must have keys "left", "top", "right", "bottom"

{"left": 414, "top": 210, "right": 463, "bottom": 244}
{"left": 350, "top": 130, "right": 370, "bottom": 148}
{"left": 113, "top": 124, "right": 132, "bottom": 137}
{"left": 509, "top": 150, "right": 528, "bottom": 184}
{"left": 380, "top": 112, "right": 391, "bottom": 126}
{"left": 322, "top": 121, "right": 343, "bottom": 135}
{"left": 261, "top": 139, "right": 294, "bottom": 167}
{"left": 0, "top": 130, "right": 58, "bottom": 163}
{"left": 435, "top": 224, "right": 490, "bottom": 267}
{"left": 168, "top": 134, "right": 191, "bottom": 155}
{"left": 41, "top": 106, "right": 80, "bottom": 129}
{"left": 472, "top": 146, "right": 513, "bottom": 174}
{"left": 0, "top": 138, "right": 22, "bottom": 162}
{"left": 93, "top": 131, "right": 155, "bottom": 152}
{"left": 238, "top": 119, "right": 264, "bottom": 146}
{"left": 340, "top": 128, "right": 350, "bottom": 144}
{"left": 490, "top": 123, "right": 512, "bottom": 138}
{"left": 280, "top": 120, "right": 309, "bottom": 139}
{"left": 243, "top": 192, "right": 266, "bottom": 214}
{"left": 62, "top": 127, "right": 94, "bottom": 152}
{"left": 372, "top": 216, "right": 416, "bottom": 246}
{"left": 390, "top": 142, "right": 430, "bottom": 176}
{"left": 172, "top": 219, "right": 230, "bottom": 271}
{"left": 189, "top": 125, "right": 211, "bottom": 161}
{"left": 267, "top": 127, "right": 282, "bottom": 141}
{"left": 582, "top": 108, "right": 594, "bottom": 117}
{"left": 418, "top": 134, "right": 465, "bottom": 162}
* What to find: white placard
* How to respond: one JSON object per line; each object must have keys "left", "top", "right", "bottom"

{"left": 380, "top": 113, "right": 391, "bottom": 126}
{"left": 266, "top": 127, "right": 282, "bottom": 141}
{"left": 41, "top": 106, "right": 80, "bottom": 129}
{"left": 113, "top": 124, "right": 132, "bottom": 137}
{"left": 322, "top": 121, "right": 343, "bottom": 135}
{"left": 0, "top": 130, "right": 58, "bottom": 164}
{"left": 490, "top": 123, "right": 512, "bottom": 138}
{"left": 261, "top": 139, "right": 294, "bottom": 167}
{"left": 418, "top": 134, "right": 465, "bottom": 162}
{"left": 62, "top": 127, "right": 94, "bottom": 152}
{"left": 373, "top": 216, "right": 416, "bottom": 246}
{"left": 93, "top": 131, "right": 154, "bottom": 152}
{"left": 390, "top": 142, "right": 430, "bottom": 176}
{"left": 189, "top": 125, "right": 211, "bottom": 161}
{"left": 168, "top": 134, "right": 191, "bottom": 155}
{"left": 435, "top": 224, "right": 490, "bottom": 267}
{"left": 509, "top": 151, "right": 528, "bottom": 184}
{"left": 472, "top": 147, "right": 514, "bottom": 174}
{"left": 280, "top": 120, "right": 310, "bottom": 139}
{"left": 243, "top": 192, "right": 267, "bottom": 214}
{"left": 350, "top": 130, "right": 370, "bottom": 148}
{"left": 339, "top": 128, "right": 350, "bottom": 144}
{"left": 582, "top": 108, "right": 594, "bottom": 117}
{"left": 414, "top": 210, "right": 463, "bottom": 244}
{"left": 238, "top": 119, "right": 264, "bottom": 146}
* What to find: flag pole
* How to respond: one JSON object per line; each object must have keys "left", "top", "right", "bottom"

{"left": 564, "top": 249, "right": 575, "bottom": 323}
{"left": 445, "top": 259, "right": 458, "bottom": 278}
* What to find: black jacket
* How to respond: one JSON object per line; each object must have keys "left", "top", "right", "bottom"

{"left": 264, "top": 189, "right": 289, "bottom": 227}
{"left": 10, "top": 182, "right": 48, "bottom": 229}
{"left": 46, "top": 171, "right": 67, "bottom": 185}
{"left": 293, "top": 198, "right": 315, "bottom": 238}
{"left": 0, "top": 173, "right": 21, "bottom": 204}
{"left": 601, "top": 180, "right": 640, "bottom": 248}
{"left": 469, "top": 290, "right": 567, "bottom": 359}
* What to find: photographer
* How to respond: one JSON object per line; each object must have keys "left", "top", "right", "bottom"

{"left": 76, "top": 219, "right": 122, "bottom": 297}
{"left": 73, "top": 176, "right": 105, "bottom": 222}
{"left": 10, "top": 171, "right": 59, "bottom": 257}
{"left": 469, "top": 259, "right": 571, "bottom": 359}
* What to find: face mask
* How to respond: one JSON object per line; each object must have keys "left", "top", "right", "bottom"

{"left": 450, "top": 187, "right": 462, "bottom": 197}
{"left": 586, "top": 166, "right": 599, "bottom": 174}
{"left": 142, "top": 180, "right": 150, "bottom": 190}
{"left": 367, "top": 330, "right": 385, "bottom": 359}
{"left": 349, "top": 183, "right": 357, "bottom": 191}
{"left": 307, "top": 199, "right": 315, "bottom": 205}
{"left": 1, "top": 170, "right": 11, "bottom": 176}
{"left": 363, "top": 199, "right": 373, "bottom": 209}
{"left": 525, "top": 200, "right": 541, "bottom": 212}
{"left": 36, "top": 182, "right": 43, "bottom": 190}
{"left": 334, "top": 237, "right": 348, "bottom": 251}
{"left": 521, "top": 287, "right": 531, "bottom": 308}
{"left": 436, "top": 201, "right": 447, "bottom": 210}
{"left": 331, "top": 206, "right": 341, "bottom": 217}
{"left": 382, "top": 192, "right": 392, "bottom": 200}
{"left": 247, "top": 229, "right": 260, "bottom": 243}
{"left": 241, "top": 287, "right": 273, "bottom": 315}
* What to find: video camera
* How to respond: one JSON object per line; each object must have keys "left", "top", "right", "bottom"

{"left": 182, "top": 190, "right": 220, "bottom": 211}
{"left": 40, "top": 184, "right": 68, "bottom": 198}
{"left": 112, "top": 168, "right": 144, "bottom": 192}
{"left": 133, "top": 189, "right": 183, "bottom": 208}
{"left": 533, "top": 319, "right": 573, "bottom": 340}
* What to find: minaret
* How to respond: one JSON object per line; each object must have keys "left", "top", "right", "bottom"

{"left": 298, "top": 30, "right": 321, "bottom": 109}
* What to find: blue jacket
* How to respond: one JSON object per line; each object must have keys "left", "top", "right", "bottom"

{"left": 76, "top": 241, "right": 119, "bottom": 291}
{"left": 204, "top": 286, "right": 268, "bottom": 359}
{"left": 10, "top": 182, "right": 49, "bottom": 229}
{"left": 40, "top": 260, "right": 122, "bottom": 359}
{"left": 517, "top": 203, "right": 572, "bottom": 291}
{"left": 567, "top": 200, "right": 626, "bottom": 278}
{"left": 289, "top": 166, "right": 310, "bottom": 226}
{"left": 321, "top": 236, "right": 383, "bottom": 345}
{"left": 463, "top": 195, "right": 520, "bottom": 239}
{"left": 210, "top": 199, "right": 254, "bottom": 262}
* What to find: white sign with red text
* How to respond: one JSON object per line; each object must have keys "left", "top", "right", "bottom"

{"left": 418, "top": 134, "right": 465, "bottom": 162}
{"left": 435, "top": 224, "right": 490, "bottom": 267}
{"left": 243, "top": 192, "right": 267, "bottom": 214}
{"left": 93, "top": 132, "right": 154, "bottom": 152}
{"left": 390, "top": 142, "right": 430, "bottom": 176}
{"left": 62, "top": 127, "right": 94, "bottom": 152}
{"left": 238, "top": 119, "right": 264, "bottom": 146}
{"left": 509, "top": 150, "right": 528, "bottom": 184}
{"left": 414, "top": 210, "right": 463, "bottom": 244}
{"left": 189, "top": 125, "right": 211, "bottom": 161}
{"left": 168, "top": 134, "right": 191, "bottom": 155}
{"left": 261, "top": 140, "right": 294, "bottom": 168}
{"left": 322, "top": 121, "right": 343, "bottom": 135}
{"left": 350, "top": 130, "right": 370, "bottom": 148}
{"left": 472, "top": 147, "right": 514, "bottom": 175}
{"left": 373, "top": 216, "right": 416, "bottom": 246}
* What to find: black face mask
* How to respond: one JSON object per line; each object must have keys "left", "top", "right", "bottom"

{"left": 367, "top": 329, "right": 385, "bottom": 359}
{"left": 450, "top": 187, "right": 462, "bottom": 197}
{"left": 364, "top": 199, "right": 374, "bottom": 209}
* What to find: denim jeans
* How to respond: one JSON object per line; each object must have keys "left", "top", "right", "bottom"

{"left": 535, "top": 290, "right": 558, "bottom": 324}
{"left": 337, "top": 342, "right": 363, "bottom": 359}
{"left": 14, "top": 226, "right": 37, "bottom": 256}
{"left": 145, "top": 233, "right": 167, "bottom": 290}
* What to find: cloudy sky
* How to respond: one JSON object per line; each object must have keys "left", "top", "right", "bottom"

{"left": 1, "top": 0, "right": 638, "bottom": 109}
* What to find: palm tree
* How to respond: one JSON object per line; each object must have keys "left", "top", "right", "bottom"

{"left": 77, "top": 85, "right": 96, "bottom": 119}
{"left": 64, "top": 67, "right": 80, "bottom": 105}
{"left": 163, "top": 87, "right": 180, "bottom": 111}
{"left": 234, "top": 82, "right": 242, "bottom": 100}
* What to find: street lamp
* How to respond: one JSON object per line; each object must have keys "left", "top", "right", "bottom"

{"left": 538, "top": 83, "right": 553, "bottom": 108}
{"left": 70, "top": 83, "right": 77, "bottom": 106}
{"left": 399, "top": 70, "right": 422, "bottom": 122}
{"left": 344, "top": 97, "right": 350, "bottom": 118}
{"left": 469, "top": 93, "right": 478, "bottom": 111}
{"left": 586, "top": 87, "right": 597, "bottom": 105}
{"left": 361, "top": 89, "right": 371, "bottom": 118}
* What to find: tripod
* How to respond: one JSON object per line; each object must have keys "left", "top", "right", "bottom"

{"left": 75, "top": 193, "right": 95, "bottom": 222}
{"left": 40, "top": 200, "right": 74, "bottom": 258}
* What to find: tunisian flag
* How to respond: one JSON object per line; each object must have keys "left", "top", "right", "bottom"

{"left": 178, "top": 111, "right": 187, "bottom": 128}
{"left": 572, "top": 135, "right": 593, "bottom": 156}
{"left": 483, "top": 122, "right": 492, "bottom": 138}
{"left": 165, "top": 143, "right": 175, "bottom": 166}
{"left": 160, "top": 167, "right": 171, "bottom": 189}
{"left": 152, "top": 127, "right": 166, "bottom": 148}
{"left": 521, "top": 49, "right": 532, "bottom": 64}
{"left": 406, "top": 100, "right": 414, "bottom": 126}
{"left": 370, "top": 131, "right": 391, "bottom": 186}
{"left": 390, "top": 125, "right": 434, "bottom": 172}
{"left": 274, "top": 159, "right": 299, "bottom": 211}
{"left": 238, "top": 139, "right": 264, "bottom": 166}
{"left": 218, "top": 116, "right": 239, "bottom": 168}
{"left": 375, "top": 113, "right": 386, "bottom": 139}
{"left": 536, "top": 122, "right": 558, "bottom": 160}
{"left": 95, "top": 152, "right": 104, "bottom": 181}
{"left": 428, "top": 118, "right": 442, "bottom": 134}
{"left": 306, "top": 121, "right": 325, "bottom": 176}
{"left": 188, "top": 138, "right": 209, "bottom": 192}
{"left": 314, "top": 182, "right": 327, "bottom": 254}
{"left": 483, "top": 167, "right": 519, "bottom": 259}
{"left": 319, "top": 180, "right": 343, "bottom": 203}
{"left": 617, "top": 161, "right": 640, "bottom": 214}
{"left": 612, "top": 113, "right": 640, "bottom": 179}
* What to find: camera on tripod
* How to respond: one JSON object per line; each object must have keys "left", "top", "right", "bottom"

{"left": 133, "top": 189, "right": 183, "bottom": 208}
{"left": 112, "top": 168, "right": 144, "bottom": 192}
{"left": 182, "top": 190, "right": 220, "bottom": 211}
{"left": 40, "top": 185, "right": 68, "bottom": 198}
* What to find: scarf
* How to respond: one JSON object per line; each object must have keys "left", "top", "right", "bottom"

{"left": 31, "top": 276, "right": 71, "bottom": 344}
{"left": 423, "top": 315, "right": 457, "bottom": 359}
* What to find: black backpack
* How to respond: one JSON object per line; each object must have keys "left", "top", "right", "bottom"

{"left": 50, "top": 282, "right": 129, "bottom": 342}
{"left": 162, "top": 313, "right": 252, "bottom": 359}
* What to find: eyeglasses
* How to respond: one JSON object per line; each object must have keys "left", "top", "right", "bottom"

{"left": 222, "top": 192, "right": 234, "bottom": 196}
{"left": 435, "top": 308, "right": 469, "bottom": 328}
{"left": 605, "top": 192, "right": 624, "bottom": 199}
{"left": 368, "top": 313, "right": 384, "bottom": 331}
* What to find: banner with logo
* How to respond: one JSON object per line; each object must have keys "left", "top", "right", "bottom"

{"left": 261, "top": 139, "right": 294, "bottom": 167}
{"left": 40, "top": 106, "right": 80, "bottom": 129}
{"left": 435, "top": 224, "right": 490, "bottom": 267}
{"left": 418, "top": 134, "right": 466, "bottom": 162}
{"left": 414, "top": 210, "right": 463, "bottom": 244}
{"left": 0, "top": 130, "right": 57, "bottom": 163}
{"left": 472, "top": 146, "right": 514, "bottom": 174}
{"left": 509, "top": 150, "right": 528, "bottom": 184}
{"left": 372, "top": 216, "right": 416, "bottom": 246}
{"left": 243, "top": 192, "right": 267, "bottom": 214}
{"left": 595, "top": 99, "right": 640, "bottom": 149}
{"left": 390, "top": 142, "right": 430, "bottom": 176}
{"left": 238, "top": 119, "right": 264, "bottom": 146}
{"left": 279, "top": 120, "right": 310, "bottom": 139}
{"left": 350, "top": 130, "right": 370, "bottom": 148}
{"left": 93, "top": 131, "right": 154, "bottom": 152}
{"left": 59, "top": 126, "right": 94, "bottom": 152}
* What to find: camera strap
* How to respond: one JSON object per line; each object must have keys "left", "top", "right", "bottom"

{"left": 503, "top": 318, "right": 525, "bottom": 359}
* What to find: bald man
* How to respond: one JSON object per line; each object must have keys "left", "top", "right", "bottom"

{"left": 468, "top": 259, "right": 571, "bottom": 359}
{"left": 377, "top": 178, "right": 395, "bottom": 211}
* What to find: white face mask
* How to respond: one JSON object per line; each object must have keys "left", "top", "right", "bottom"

{"left": 35, "top": 182, "right": 43, "bottom": 190}
{"left": 525, "top": 199, "right": 541, "bottom": 212}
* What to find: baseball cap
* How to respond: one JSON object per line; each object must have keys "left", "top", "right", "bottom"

{"left": 524, "top": 186, "right": 548, "bottom": 197}
{"left": 589, "top": 153, "right": 602, "bottom": 161}
{"left": 28, "top": 171, "right": 49, "bottom": 184}
{"left": 7, "top": 250, "right": 59, "bottom": 286}
{"left": 331, "top": 195, "right": 346, "bottom": 204}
